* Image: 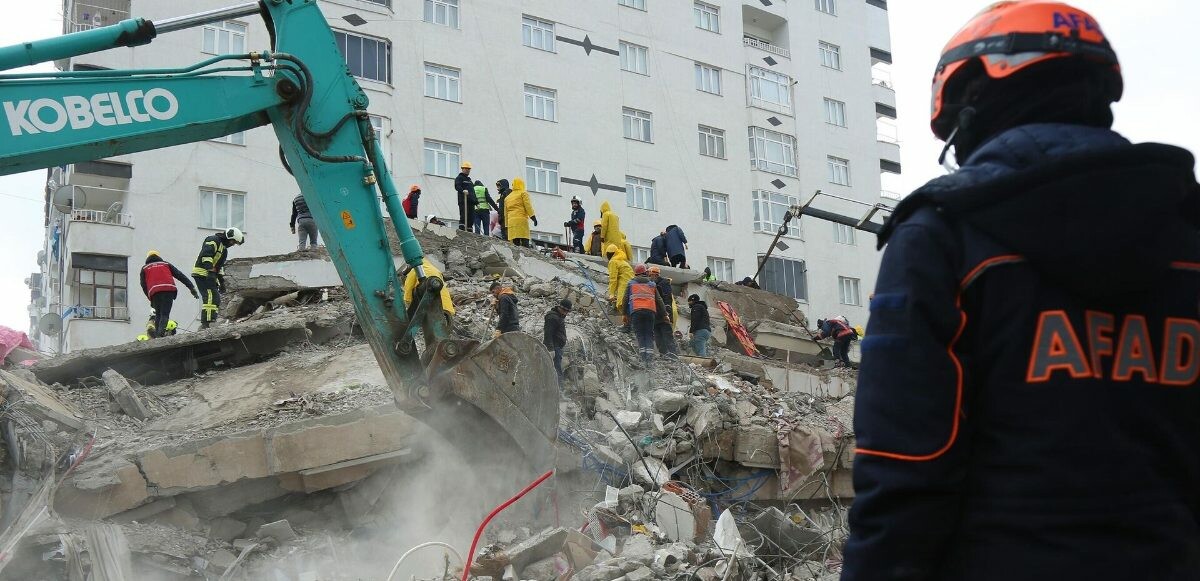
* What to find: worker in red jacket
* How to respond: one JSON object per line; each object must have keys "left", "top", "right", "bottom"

{"left": 140, "top": 250, "right": 198, "bottom": 338}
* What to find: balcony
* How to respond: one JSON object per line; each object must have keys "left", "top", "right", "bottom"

{"left": 64, "top": 0, "right": 130, "bottom": 34}
{"left": 743, "top": 36, "right": 790, "bottom": 59}
{"left": 72, "top": 305, "right": 129, "bottom": 321}
{"left": 70, "top": 208, "right": 133, "bottom": 227}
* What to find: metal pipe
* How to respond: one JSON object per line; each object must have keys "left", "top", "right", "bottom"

{"left": 799, "top": 207, "right": 883, "bottom": 234}
{"left": 152, "top": 2, "right": 261, "bottom": 34}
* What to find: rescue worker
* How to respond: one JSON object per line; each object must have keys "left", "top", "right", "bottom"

{"left": 664, "top": 224, "right": 689, "bottom": 269}
{"left": 401, "top": 258, "right": 455, "bottom": 324}
{"left": 565, "top": 197, "right": 586, "bottom": 253}
{"left": 648, "top": 266, "right": 678, "bottom": 356}
{"left": 495, "top": 178, "right": 512, "bottom": 240}
{"left": 814, "top": 317, "right": 855, "bottom": 367}
{"left": 141, "top": 250, "right": 198, "bottom": 339}
{"left": 619, "top": 234, "right": 634, "bottom": 269}
{"left": 701, "top": 267, "right": 717, "bottom": 283}
{"left": 598, "top": 201, "right": 622, "bottom": 250}
{"left": 605, "top": 244, "right": 634, "bottom": 316}
{"left": 505, "top": 177, "right": 538, "bottom": 247}
{"left": 585, "top": 221, "right": 604, "bottom": 256}
{"left": 648, "top": 231, "right": 669, "bottom": 266}
{"left": 290, "top": 193, "right": 318, "bottom": 251}
{"left": 841, "top": 3, "right": 1200, "bottom": 580}
{"left": 138, "top": 316, "right": 178, "bottom": 341}
{"left": 490, "top": 281, "right": 520, "bottom": 337}
{"left": 454, "top": 162, "right": 474, "bottom": 231}
{"left": 687, "top": 294, "right": 711, "bottom": 356}
{"left": 543, "top": 299, "right": 571, "bottom": 385}
{"left": 192, "top": 227, "right": 244, "bottom": 329}
{"left": 471, "top": 180, "right": 499, "bottom": 235}
{"left": 402, "top": 184, "right": 421, "bottom": 219}
{"left": 623, "top": 264, "right": 669, "bottom": 364}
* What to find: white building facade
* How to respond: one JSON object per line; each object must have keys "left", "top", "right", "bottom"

{"left": 28, "top": 0, "right": 899, "bottom": 352}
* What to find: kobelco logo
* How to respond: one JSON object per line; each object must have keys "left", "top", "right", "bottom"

{"left": 4, "top": 88, "right": 179, "bottom": 137}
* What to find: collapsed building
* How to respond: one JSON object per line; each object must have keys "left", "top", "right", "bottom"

{"left": 0, "top": 223, "right": 859, "bottom": 580}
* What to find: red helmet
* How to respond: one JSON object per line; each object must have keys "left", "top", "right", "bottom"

{"left": 930, "top": 1, "right": 1121, "bottom": 140}
{"left": 634, "top": 264, "right": 648, "bottom": 275}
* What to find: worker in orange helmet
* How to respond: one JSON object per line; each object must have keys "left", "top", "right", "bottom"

{"left": 842, "top": 3, "right": 1200, "bottom": 580}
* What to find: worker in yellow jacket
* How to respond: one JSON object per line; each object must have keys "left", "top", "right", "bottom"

{"left": 505, "top": 178, "right": 538, "bottom": 247}
{"left": 599, "top": 201, "right": 623, "bottom": 249}
{"left": 605, "top": 244, "right": 634, "bottom": 314}
{"left": 402, "top": 258, "right": 455, "bottom": 322}
{"left": 620, "top": 233, "right": 634, "bottom": 266}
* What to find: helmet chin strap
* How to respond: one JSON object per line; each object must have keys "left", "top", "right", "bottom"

{"left": 937, "top": 106, "right": 977, "bottom": 171}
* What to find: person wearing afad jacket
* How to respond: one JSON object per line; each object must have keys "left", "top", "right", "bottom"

{"left": 841, "top": 3, "right": 1200, "bottom": 580}
{"left": 599, "top": 201, "right": 622, "bottom": 248}
{"left": 505, "top": 177, "right": 538, "bottom": 247}
{"left": 605, "top": 244, "right": 634, "bottom": 315}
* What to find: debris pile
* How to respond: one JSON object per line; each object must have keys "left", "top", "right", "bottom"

{"left": 0, "top": 224, "right": 858, "bottom": 579}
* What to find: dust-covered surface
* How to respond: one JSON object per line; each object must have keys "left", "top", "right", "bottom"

{"left": 0, "top": 226, "right": 858, "bottom": 580}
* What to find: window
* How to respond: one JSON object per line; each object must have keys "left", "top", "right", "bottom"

{"left": 626, "top": 176, "right": 656, "bottom": 210}
{"left": 525, "top": 158, "right": 560, "bottom": 195}
{"left": 423, "top": 139, "right": 461, "bottom": 177}
{"left": 524, "top": 84, "right": 557, "bottom": 121}
{"left": 877, "top": 116, "right": 899, "bottom": 144}
{"left": 698, "top": 125, "right": 726, "bottom": 158}
{"left": 701, "top": 191, "right": 729, "bottom": 224}
{"left": 623, "top": 107, "right": 653, "bottom": 142}
{"left": 200, "top": 188, "right": 246, "bottom": 230}
{"left": 423, "top": 63, "right": 461, "bottom": 102}
{"left": 362, "top": 0, "right": 391, "bottom": 6}
{"left": 210, "top": 132, "right": 245, "bottom": 146}
{"left": 834, "top": 223, "right": 856, "bottom": 245}
{"left": 201, "top": 21, "right": 246, "bottom": 55}
{"left": 818, "top": 41, "right": 841, "bottom": 70}
{"left": 522, "top": 16, "right": 556, "bottom": 52}
{"left": 619, "top": 0, "right": 647, "bottom": 10}
{"left": 369, "top": 114, "right": 388, "bottom": 161}
{"left": 619, "top": 41, "right": 649, "bottom": 75}
{"left": 695, "top": 63, "right": 722, "bottom": 95}
{"left": 839, "top": 276, "right": 862, "bottom": 306}
{"left": 759, "top": 256, "right": 808, "bottom": 300}
{"left": 815, "top": 0, "right": 837, "bottom": 15}
{"left": 748, "top": 127, "right": 797, "bottom": 176}
{"left": 333, "top": 30, "right": 392, "bottom": 83}
{"left": 748, "top": 66, "right": 792, "bottom": 112}
{"left": 824, "top": 98, "right": 847, "bottom": 127}
{"left": 424, "top": 0, "right": 459, "bottom": 28}
{"left": 827, "top": 156, "right": 851, "bottom": 185}
{"left": 633, "top": 246, "right": 651, "bottom": 264}
{"left": 752, "top": 190, "right": 801, "bottom": 237}
{"left": 707, "top": 257, "right": 734, "bottom": 282}
{"left": 694, "top": 1, "right": 720, "bottom": 32}
{"left": 73, "top": 266, "right": 128, "bottom": 320}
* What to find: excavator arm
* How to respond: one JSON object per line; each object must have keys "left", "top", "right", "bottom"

{"left": 0, "top": 0, "right": 559, "bottom": 474}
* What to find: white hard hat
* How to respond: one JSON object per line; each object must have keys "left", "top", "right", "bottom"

{"left": 224, "top": 227, "right": 245, "bottom": 244}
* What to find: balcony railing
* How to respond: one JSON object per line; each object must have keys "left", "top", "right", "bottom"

{"left": 743, "top": 36, "right": 791, "bottom": 59}
{"left": 71, "top": 209, "right": 134, "bottom": 227}
{"left": 881, "top": 190, "right": 902, "bottom": 201}
{"left": 73, "top": 305, "right": 129, "bottom": 321}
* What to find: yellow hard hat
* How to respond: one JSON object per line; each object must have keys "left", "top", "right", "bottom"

{"left": 460, "top": 161, "right": 472, "bottom": 169}
{"left": 147, "top": 250, "right": 160, "bottom": 258}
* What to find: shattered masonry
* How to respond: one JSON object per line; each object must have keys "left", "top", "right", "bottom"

{"left": 0, "top": 223, "right": 857, "bottom": 580}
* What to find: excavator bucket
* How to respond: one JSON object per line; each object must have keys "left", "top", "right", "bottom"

{"left": 412, "top": 332, "right": 561, "bottom": 475}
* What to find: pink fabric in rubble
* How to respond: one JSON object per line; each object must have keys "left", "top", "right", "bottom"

{"left": 0, "top": 325, "right": 34, "bottom": 361}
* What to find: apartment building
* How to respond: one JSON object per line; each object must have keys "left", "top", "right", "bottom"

{"left": 27, "top": 0, "right": 899, "bottom": 352}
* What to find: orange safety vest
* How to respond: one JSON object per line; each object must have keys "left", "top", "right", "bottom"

{"left": 630, "top": 281, "right": 658, "bottom": 312}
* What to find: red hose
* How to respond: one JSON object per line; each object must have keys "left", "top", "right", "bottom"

{"left": 460, "top": 469, "right": 555, "bottom": 581}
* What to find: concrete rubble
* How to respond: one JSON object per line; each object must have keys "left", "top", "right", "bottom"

{"left": 0, "top": 225, "right": 858, "bottom": 580}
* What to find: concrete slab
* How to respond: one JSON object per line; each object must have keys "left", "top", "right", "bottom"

{"left": 0, "top": 369, "right": 84, "bottom": 430}
{"left": 56, "top": 457, "right": 150, "bottom": 519}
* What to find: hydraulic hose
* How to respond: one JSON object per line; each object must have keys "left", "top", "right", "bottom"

{"left": 460, "top": 470, "right": 554, "bottom": 581}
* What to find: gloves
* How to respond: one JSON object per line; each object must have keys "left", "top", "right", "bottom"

{"left": 563, "top": 221, "right": 572, "bottom": 227}
{"left": 531, "top": 216, "right": 538, "bottom": 227}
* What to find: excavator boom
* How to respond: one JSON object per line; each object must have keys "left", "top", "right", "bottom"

{"left": 0, "top": 1, "right": 559, "bottom": 474}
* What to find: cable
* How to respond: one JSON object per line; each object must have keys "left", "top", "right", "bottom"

{"left": 460, "top": 469, "right": 554, "bottom": 581}
{"left": 386, "top": 541, "right": 463, "bottom": 581}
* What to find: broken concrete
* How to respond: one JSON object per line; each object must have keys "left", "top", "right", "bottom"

{"left": 102, "top": 369, "right": 155, "bottom": 420}
{"left": 0, "top": 369, "right": 84, "bottom": 430}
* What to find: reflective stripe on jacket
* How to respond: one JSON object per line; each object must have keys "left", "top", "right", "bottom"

{"left": 629, "top": 281, "right": 658, "bottom": 312}
{"left": 142, "top": 262, "right": 175, "bottom": 297}
{"left": 192, "top": 235, "right": 226, "bottom": 277}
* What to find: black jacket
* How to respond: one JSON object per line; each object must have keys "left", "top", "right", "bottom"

{"left": 648, "top": 236, "right": 668, "bottom": 265}
{"left": 192, "top": 233, "right": 229, "bottom": 279}
{"left": 654, "top": 278, "right": 674, "bottom": 323}
{"left": 290, "top": 194, "right": 311, "bottom": 227}
{"left": 496, "top": 290, "right": 520, "bottom": 333}
{"left": 688, "top": 300, "right": 710, "bottom": 333}
{"left": 496, "top": 179, "right": 512, "bottom": 227}
{"left": 543, "top": 308, "right": 566, "bottom": 349}
{"left": 454, "top": 172, "right": 474, "bottom": 208}
{"left": 842, "top": 124, "right": 1200, "bottom": 581}
{"left": 567, "top": 207, "right": 585, "bottom": 232}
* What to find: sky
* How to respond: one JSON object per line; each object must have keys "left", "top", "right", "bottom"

{"left": 0, "top": 1, "right": 1198, "bottom": 333}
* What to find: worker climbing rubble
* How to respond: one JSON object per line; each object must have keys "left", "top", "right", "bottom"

{"left": 191, "top": 227, "right": 244, "bottom": 329}
{"left": 604, "top": 244, "right": 634, "bottom": 326}
{"left": 490, "top": 281, "right": 520, "bottom": 337}
{"left": 140, "top": 250, "right": 197, "bottom": 339}
{"left": 624, "top": 264, "right": 669, "bottom": 365}
{"left": 647, "top": 265, "right": 678, "bottom": 357}
{"left": 814, "top": 316, "right": 855, "bottom": 368}
{"left": 687, "top": 293, "right": 712, "bottom": 356}
{"left": 543, "top": 299, "right": 571, "bottom": 386}
{"left": 843, "top": 2, "right": 1200, "bottom": 579}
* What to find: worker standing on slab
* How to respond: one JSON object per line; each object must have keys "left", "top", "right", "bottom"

{"left": 454, "top": 162, "right": 474, "bottom": 231}
{"left": 624, "top": 264, "right": 668, "bottom": 365}
{"left": 472, "top": 180, "right": 499, "bottom": 235}
{"left": 140, "top": 251, "right": 197, "bottom": 339}
{"left": 648, "top": 266, "right": 678, "bottom": 356}
{"left": 687, "top": 294, "right": 711, "bottom": 356}
{"left": 565, "top": 197, "right": 586, "bottom": 253}
{"left": 842, "top": 3, "right": 1200, "bottom": 580}
{"left": 505, "top": 178, "right": 538, "bottom": 248}
{"left": 490, "top": 282, "right": 520, "bottom": 338}
{"left": 543, "top": 299, "right": 571, "bottom": 385}
{"left": 814, "top": 317, "right": 855, "bottom": 368}
{"left": 585, "top": 221, "right": 604, "bottom": 256}
{"left": 402, "top": 185, "right": 421, "bottom": 220}
{"left": 191, "top": 228, "right": 244, "bottom": 329}
{"left": 290, "top": 193, "right": 318, "bottom": 251}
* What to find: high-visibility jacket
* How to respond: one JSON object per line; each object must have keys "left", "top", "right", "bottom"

{"left": 142, "top": 262, "right": 175, "bottom": 297}
{"left": 474, "top": 185, "right": 491, "bottom": 212}
{"left": 192, "top": 235, "right": 228, "bottom": 278}
{"left": 626, "top": 279, "right": 661, "bottom": 314}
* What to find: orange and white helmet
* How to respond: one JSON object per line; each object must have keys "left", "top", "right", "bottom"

{"left": 930, "top": 1, "right": 1121, "bottom": 140}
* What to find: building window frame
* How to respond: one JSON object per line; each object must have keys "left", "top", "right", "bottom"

{"left": 752, "top": 190, "right": 801, "bottom": 238}
{"left": 423, "top": 0, "right": 460, "bottom": 28}
{"left": 827, "top": 155, "right": 851, "bottom": 186}
{"left": 623, "top": 107, "right": 653, "bottom": 142}
{"left": 748, "top": 65, "right": 792, "bottom": 113}
{"left": 698, "top": 125, "right": 726, "bottom": 159}
{"left": 694, "top": 1, "right": 720, "bottom": 33}
{"left": 619, "top": 0, "right": 647, "bottom": 11}
{"left": 522, "top": 15, "right": 556, "bottom": 52}
{"left": 525, "top": 158, "right": 560, "bottom": 195}
{"left": 818, "top": 41, "right": 841, "bottom": 70}
{"left": 333, "top": 30, "right": 392, "bottom": 84}
{"left": 839, "top": 276, "right": 862, "bottom": 306}
{"left": 72, "top": 265, "right": 129, "bottom": 321}
{"left": 834, "top": 223, "right": 856, "bottom": 245}
{"left": 423, "top": 62, "right": 461, "bottom": 102}
{"left": 423, "top": 139, "right": 462, "bottom": 178}
{"left": 824, "top": 97, "right": 847, "bottom": 127}
{"left": 625, "top": 175, "right": 657, "bottom": 211}
{"left": 748, "top": 127, "right": 798, "bottom": 177}
{"left": 523, "top": 84, "right": 558, "bottom": 122}
{"left": 759, "top": 255, "right": 808, "bottom": 301}
{"left": 695, "top": 62, "right": 722, "bottom": 95}
{"left": 707, "top": 257, "right": 734, "bottom": 282}
{"left": 199, "top": 187, "right": 246, "bottom": 231}
{"left": 815, "top": 0, "right": 838, "bottom": 16}
{"left": 701, "top": 190, "right": 730, "bottom": 224}
{"left": 619, "top": 41, "right": 650, "bottom": 75}
{"left": 201, "top": 20, "right": 247, "bottom": 55}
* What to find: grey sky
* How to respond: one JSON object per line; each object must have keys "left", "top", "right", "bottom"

{"left": 0, "top": 1, "right": 1197, "bottom": 332}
